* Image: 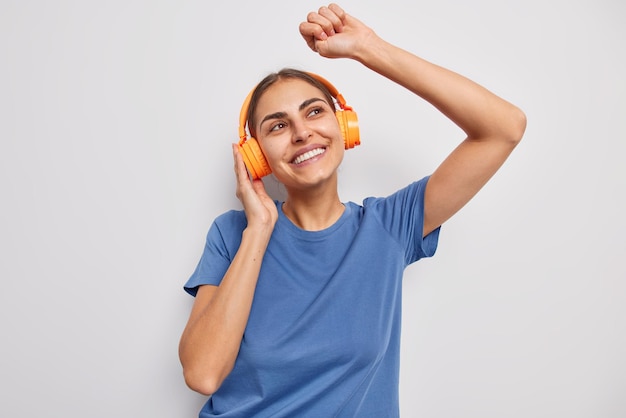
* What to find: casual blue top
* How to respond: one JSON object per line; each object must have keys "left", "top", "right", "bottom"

{"left": 185, "top": 176, "right": 440, "bottom": 417}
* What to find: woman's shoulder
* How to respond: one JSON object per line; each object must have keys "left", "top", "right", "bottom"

{"left": 211, "top": 209, "right": 248, "bottom": 235}
{"left": 214, "top": 208, "right": 246, "bottom": 223}
{"left": 212, "top": 200, "right": 281, "bottom": 231}
{"left": 361, "top": 176, "right": 431, "bottom": 208}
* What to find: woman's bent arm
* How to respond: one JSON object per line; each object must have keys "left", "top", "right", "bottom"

{"left": 301, "top": 4, "right": 527, "bottom": 236}
{"left": 178, "top": 146, "right": 278, "bottom": 396}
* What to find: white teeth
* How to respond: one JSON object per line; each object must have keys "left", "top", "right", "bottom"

{"left": 293, "top": 148, "right": 325, "bottom": 165}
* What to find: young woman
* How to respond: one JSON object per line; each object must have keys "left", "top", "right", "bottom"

{"left": 179, "top": 3, "right": 526, "bottom": 417}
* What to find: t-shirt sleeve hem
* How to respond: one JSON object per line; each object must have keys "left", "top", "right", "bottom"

{"left": 183, "top": 277, "right": 221, "bottom": 297}
{"left": 421, "top": 225, "right": 441, "bottom": 258}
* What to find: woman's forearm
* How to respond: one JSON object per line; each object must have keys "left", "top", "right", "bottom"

{"left": 179, "top": 225, "right": 272, "bottom": 396}
{"left": 354, "top": 36, "right": 526, "bottom": 142}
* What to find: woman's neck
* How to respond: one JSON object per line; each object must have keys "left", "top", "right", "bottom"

{"left": 282, "top": 186, "right": 345, "bottom": 231}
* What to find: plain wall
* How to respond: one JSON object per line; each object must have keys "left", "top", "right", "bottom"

{"left": 1, "top": 0, "right": 624, "bottom": 417}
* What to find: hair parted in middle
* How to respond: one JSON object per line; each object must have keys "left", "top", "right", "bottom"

{"left": 245, "top": 68, "right": 337, "bottom": 138}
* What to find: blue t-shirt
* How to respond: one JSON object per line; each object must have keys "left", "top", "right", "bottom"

{"left": 185, "top": 177, "right": 440, "bottom": 417}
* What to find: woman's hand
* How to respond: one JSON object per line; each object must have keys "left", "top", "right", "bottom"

{"left": 232, "top": 144, "right": 278, "bottom": 231}
{"left": 299, "top": 3, "right": 377, "bottom": 61}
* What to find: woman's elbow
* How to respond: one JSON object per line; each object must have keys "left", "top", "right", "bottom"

{"left": 182, "top": 367, "right": 222, "bottom": 397}
{"left": 181, "top": 356, "right": 234, "bottom": 396}
{"left": 506, "top": 106, "right": 527, "bottom": 146}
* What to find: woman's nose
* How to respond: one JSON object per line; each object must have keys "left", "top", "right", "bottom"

{"left": 292, "top": 119, "right": 311, "bottom": 143}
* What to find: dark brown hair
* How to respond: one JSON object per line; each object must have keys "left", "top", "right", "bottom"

{"left": 246, "top": 68, "right": 336, "bottom": 138}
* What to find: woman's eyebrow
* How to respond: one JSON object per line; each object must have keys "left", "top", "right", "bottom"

{"left": 299, "top": 97, "right": 325, "bottom": 111}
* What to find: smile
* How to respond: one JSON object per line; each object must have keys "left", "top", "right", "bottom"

{"left": 292, "top": 147, "right": 326, "bottom": 165}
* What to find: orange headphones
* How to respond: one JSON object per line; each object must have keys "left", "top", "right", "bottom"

{"left": 238, "top": 72, "right": 360, "bottom": 179}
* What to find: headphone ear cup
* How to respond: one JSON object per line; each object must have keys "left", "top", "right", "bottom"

{"left": 239, "top": 137, "right": 272, "bottom": 179}
{"left": 336, "top": 110, "right": 360, "bottom": 149}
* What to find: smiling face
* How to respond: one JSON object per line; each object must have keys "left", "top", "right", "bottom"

{"left": 253, "top": 78, "right": 345, "bottom": 191}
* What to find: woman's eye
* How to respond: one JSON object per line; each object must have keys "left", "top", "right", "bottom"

{"left": 307, "top": 107, "right": 323, "bottom": 117}
{"left": 269, "top": 122, "right": 286, "bottom": 132}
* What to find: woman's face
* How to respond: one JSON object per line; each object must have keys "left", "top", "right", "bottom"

{"left": 253, "top": 78, "right": 344, "bottom": 191}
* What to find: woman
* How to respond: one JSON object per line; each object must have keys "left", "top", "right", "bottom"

{"left": 179, "top": 3, "right": 526, "bottom": 417}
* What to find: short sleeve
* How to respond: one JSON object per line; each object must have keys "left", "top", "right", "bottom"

{"left": 364, "top": 176, "right": 440, "bottom": 265}
{"left": 183, "top": 210, "right": 247, "bottom": 296}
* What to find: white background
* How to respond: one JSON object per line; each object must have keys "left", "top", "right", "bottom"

{"left": 1, "top": 0, "right": 625, "bottom": 417}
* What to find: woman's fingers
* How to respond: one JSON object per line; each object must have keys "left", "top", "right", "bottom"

{"left": 232, "top": 144, "right": 277, "bottom": 226}
{"left": 307, "top": 6, "right": 341, "bottom": 37}
{"left": 299, "top": 4, "right": 347, "bottom": 51}
{"left": 320, "top": 4, "right": 345, "bottom": 33}
{"left": 299, "top": 21, "right": 325, "bottom": 50}
{"left": 232, "top": 144, "right": 251, "bottom": 199}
